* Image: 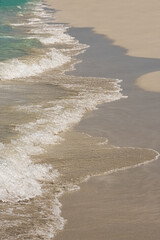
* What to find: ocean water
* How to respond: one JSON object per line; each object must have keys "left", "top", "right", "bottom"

{"left": 0, "top": 0, "right": 159, "bottom": 239}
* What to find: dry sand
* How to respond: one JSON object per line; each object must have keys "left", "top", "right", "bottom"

{"left": 46, "top": 0, "right": 160, "bottom": 59}
{"left": 46, "top": 0, "right": 160, "bottom": 92}
{"left": 136, "top": 71, "right": 160, "bottom": 92}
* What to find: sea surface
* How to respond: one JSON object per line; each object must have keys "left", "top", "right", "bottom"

{"left": 0, "top": 0, "right": 159, "bottom": 239}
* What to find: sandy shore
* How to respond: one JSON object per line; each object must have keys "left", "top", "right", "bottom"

{"left": 46, "top": 0, "right": 160, "bottom": 59}
{"left": 43, "top": 0, "right": 160, "bottom": 239}
{"left": 46, "top": 0, "right": 160, "bottom": 92}
{"left": 136, "top": 72, "right": 160, "bottom": 92}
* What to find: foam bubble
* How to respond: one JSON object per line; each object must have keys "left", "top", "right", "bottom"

{"left": 0, "top": 1, "right": 127, "bottom": 238}
{"left": 0, "top": 49, "right": 70, "bottom": 80}
{"left": 0, "top": 152, "right": 59, "bottom": 202}
{"left": 0, "top": 142, "right": 5, "bottom": 150}
{"left": 0, "top": 76, "right": 124, "bottom": 202}
{"left": 0, "top": 126, "right": 60, "bottom": 202}
{"left": 1, "top": 2, "right": 86, "bottom": 81}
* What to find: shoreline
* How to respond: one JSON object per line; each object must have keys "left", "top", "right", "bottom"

{"left": 68, "top": 26, "right": 160, "bottom": 150}
{"left": 43, "top": 0, "right": 160, "bottom": 239}
{"left": 136, "top": 71, "right": 160, "bottom": 92}
{"left": 46, "top": 0, "right": 160, "bottom": 93}
{"left": 45, "top": 0, "right": 160, "bottom": 59}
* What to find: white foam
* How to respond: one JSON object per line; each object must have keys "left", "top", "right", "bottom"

{"left": 28, "top": 188, "right": 66, "bottom": 240}
{"left": 2, "top": 2, "right": 86, "bottom": 81}
{"left": 96, "top": 148, "right": 160, "bottom": 178}
{"left": 0, "top": 72, "right": 125, "bottom": 204}
{"left": 0, "top": 144, "right": 59, "bottom": 202}
{"left": 0, "top": 49, "right": 70, "bottom": 80}
{"left": 0, "top": 142, "right": 4, "bottom": 150}
{"left": 0, "top": 36, "right": 15, "bottom": 39}
{"left": 0, "top": 77, "right": 122, "bottom": 201}
{"left": 0, "top": 116, "right": 60, "bottom": 201}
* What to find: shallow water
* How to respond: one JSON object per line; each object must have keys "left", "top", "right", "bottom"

{"left": 0, "top": 0, "right": 159, "bottom": 239}
{"left": 54, "top": 160, "right": 160, "bottom": 240}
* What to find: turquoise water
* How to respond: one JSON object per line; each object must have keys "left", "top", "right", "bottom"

{"left": 0, "top": 0, "right": 42, "bottom": 61}
{"left": 0, "top": 0, "right": 29, "bottom": 7}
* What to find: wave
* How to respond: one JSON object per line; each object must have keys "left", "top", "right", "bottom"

{"left": 0, "top": 75, "right": 125, "bottom": 202}
{"left": 0, "top": 48, "right": 70, "bottom": 80}
{"left": 0, "top": 75, "right": 125, "bottom": 238}
{"left": 0, "top": 1, "right": 159, "bottom": 239}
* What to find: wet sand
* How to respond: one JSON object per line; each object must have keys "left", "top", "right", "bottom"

{"left": 53, "top": 28, "right": 160, "bottom": 240}
{"left": 69, "top": 27, "right": 160, "bottom": 150}
{"left": 55, "top": 161, "right": 160, "bottom": 240}
{"left": 44, "top": 0, "right": 160, "bottom": 239}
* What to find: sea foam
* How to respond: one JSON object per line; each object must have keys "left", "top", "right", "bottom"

{"left": 0, "top": 1, "right": 85, "bottom": 81}
{"left": 0, "top": 0, "right": 124, "bottom": 219}
{"left": 0, "top": 75, "right": 124, "bottom": 202}
{"left": 0, "top": 49, "right": 70, "bottom": 80}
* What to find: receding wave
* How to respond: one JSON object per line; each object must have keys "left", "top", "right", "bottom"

{"left": 0, "top": 74, "right": 127, "bottom": 238}
{"left": 0, "top": 75, "right": 124, "bottom": 202}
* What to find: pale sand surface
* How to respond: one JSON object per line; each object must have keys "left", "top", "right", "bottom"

{"left": 46, "top": 0, "right": 160, "bottom": 92}
{"left": 136, "top": 71, "right": 160, "bottom": 92}
{"left": 46, "top": 0, "right": 160, "bottom": 59}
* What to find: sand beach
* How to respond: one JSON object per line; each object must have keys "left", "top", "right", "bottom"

{"left": 47, "top": 0, "right": 160, "bottom": 93}
{"left": 0, "top": 0, "right": 160, "bottom": 238}
{"left": 44, "top": 0, "right": 160, "bottom": 239}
